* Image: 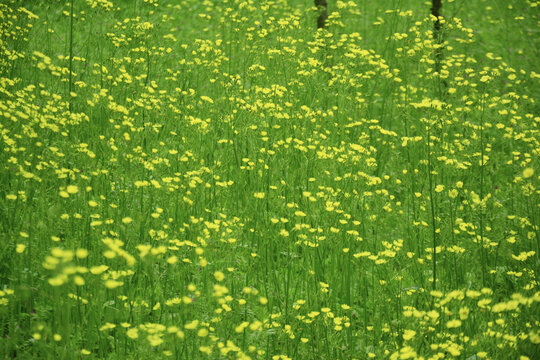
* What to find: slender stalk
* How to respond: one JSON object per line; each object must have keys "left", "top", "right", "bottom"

{"left": 427, "top": 123, "right": 437, "bottom": 291}
{"left": 479, "top": 95, "right": 487, "bottom": 285}
{"left": 68, "top": 0, "right": 74, "bottom": 113}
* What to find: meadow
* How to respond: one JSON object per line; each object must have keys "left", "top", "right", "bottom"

{"left": 0, "top": 0, "right": 539, "bottom": 359}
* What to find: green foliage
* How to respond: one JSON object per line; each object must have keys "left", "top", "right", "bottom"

{"left": 0, "top": 0, "right": 539, "bottom": 359}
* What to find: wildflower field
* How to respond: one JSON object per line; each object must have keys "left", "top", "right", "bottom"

{"left": 0, "top": 0, "right": 539, "bottom": 358}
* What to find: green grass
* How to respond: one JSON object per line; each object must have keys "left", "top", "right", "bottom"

{"left": 0, "top": 0, "right": 539, "bottom": 359}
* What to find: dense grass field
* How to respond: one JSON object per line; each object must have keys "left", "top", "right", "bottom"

{"left": 0, "top": 0, "right": 539, "bottom": 358}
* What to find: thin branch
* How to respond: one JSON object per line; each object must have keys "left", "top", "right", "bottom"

{"left": 314, "top": 0, "right": 328, "bottom": 29}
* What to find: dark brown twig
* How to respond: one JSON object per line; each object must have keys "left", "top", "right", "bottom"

{"left": 314, "top": 0, "right": 328, "bottom": 29}
{"left": 431, "top": 0, "right": 447, "bottom": 91}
